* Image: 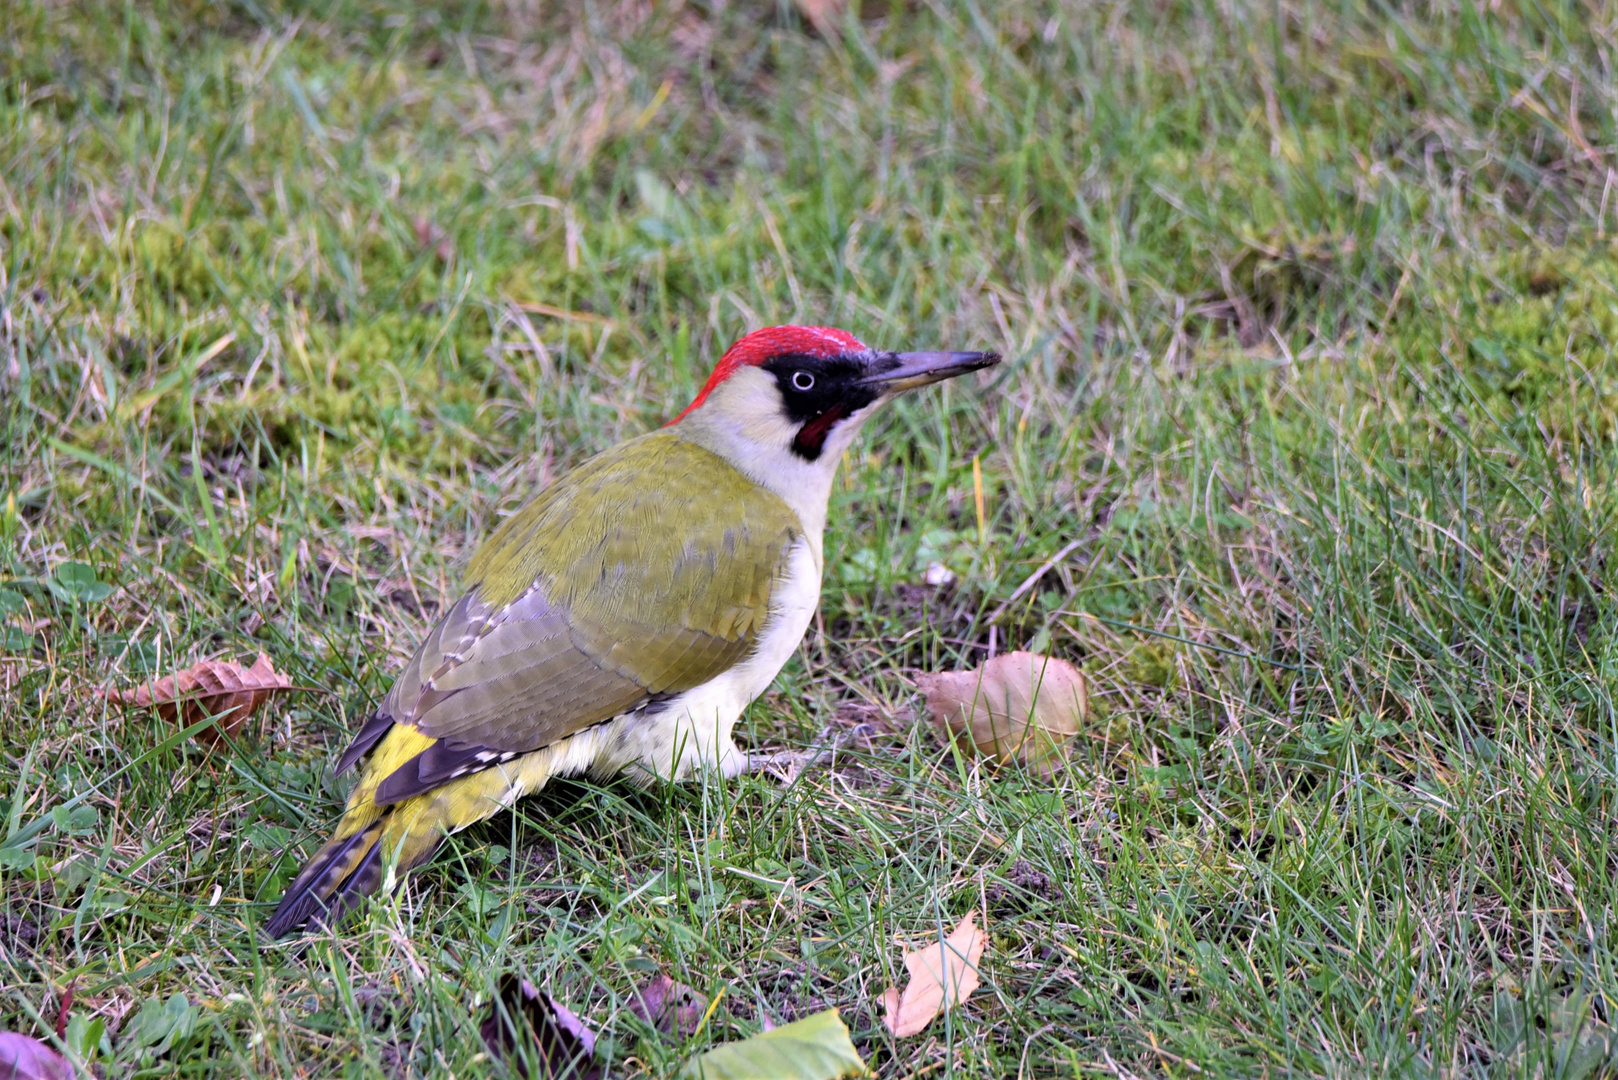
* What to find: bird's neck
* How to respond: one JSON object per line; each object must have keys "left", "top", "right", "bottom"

{"left": 672, "top": 409, "right": 864, "bottom": 555}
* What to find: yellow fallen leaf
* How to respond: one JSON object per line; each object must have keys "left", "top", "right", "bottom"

{"left": 880, "top": 912, "right": 986, "bottom": 1038}
{"left": 915, "top": 651, "right": 1087, "bottom": 777}
{"left": 677, "top": 1009, "right": 867, "bottom": 1079}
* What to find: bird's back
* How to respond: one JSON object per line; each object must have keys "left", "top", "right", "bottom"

{"left": 266, "top": 432, "right": 805, "bottom": 935}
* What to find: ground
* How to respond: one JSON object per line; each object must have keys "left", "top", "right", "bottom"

{"left": 2, "top": 1, "right": 1616, "bottom": 1077}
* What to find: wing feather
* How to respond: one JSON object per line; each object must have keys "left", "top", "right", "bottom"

{"left": 336, "top": 433, "right": 802, "bottom": 805}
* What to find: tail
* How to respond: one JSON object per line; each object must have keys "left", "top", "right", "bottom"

{"left": 266, "top": 723, "right": 449, "bottom": 937}
{"left": 265, "top": 727, "right": 558, "bottom": 936}
{"left": 265, "top": 810, "right": 445, "bottom": 937}
{"left": 265, "top": 819, "right": 382, "bottom": 937}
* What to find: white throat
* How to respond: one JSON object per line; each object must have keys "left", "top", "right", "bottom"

{"left": 671, "top": 366, "right": 879, "bottom": 552}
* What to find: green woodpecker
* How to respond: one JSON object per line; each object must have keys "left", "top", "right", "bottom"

{"left": 267, "top": 325, "right": 998, "bottom": 936}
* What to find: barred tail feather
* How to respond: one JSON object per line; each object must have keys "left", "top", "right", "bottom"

{"left": 265, "top": 820, "right": 383, "bottom": 937}
{"left": 266, "top": 804, "right": 453, "bottom": 937}
{"left": 267, "top": 730, "right": 568, "bottom": 937}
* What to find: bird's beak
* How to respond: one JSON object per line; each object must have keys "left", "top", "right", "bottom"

{"left": 859, "top": 350, "right": 1002, "bottom": 393}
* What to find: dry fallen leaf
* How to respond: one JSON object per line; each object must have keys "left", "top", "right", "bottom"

{"left": 628, "top": 974, "right": 711, "bottom": 1037}
{"left": 880, "top": 912, "right": 986, "bottom": 1038}
{"left": 915, "top": 651, "right": 1087, "bottom": 776}
{"left": 105, "top": 653, "right": 296, "bottom": 747}
{"left": 0, "top": 1032, "right": 74, "bottom": 1080}
{"left": 479, "top": 974, "right": 600, "bottom": 1080}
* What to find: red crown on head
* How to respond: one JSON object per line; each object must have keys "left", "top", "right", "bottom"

{"left": 670, "top": 326, "right": 869, "bottom": 423}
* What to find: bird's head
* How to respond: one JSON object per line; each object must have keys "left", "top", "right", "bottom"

{"left": 670, "top": 326, "right": 1000, "bottom": 472}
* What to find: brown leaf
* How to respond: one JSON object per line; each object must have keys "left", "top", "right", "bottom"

{"left": 0, "top": 1032, "right": 74, "bottom": 1080}
{"left": 915, "top": 651, "right": 1088, "bottom": 777}
{"left": 627, "top": 974, "right": 710, "bottom": 1037}
{"left": 105, "top": 653, "right": 296, "bottom": 747}
{"left": 479, "top": 975, "right": 599, "bottom": 1080}
{"left": 880, "top": 913, "right": 986, "bottom": 1038}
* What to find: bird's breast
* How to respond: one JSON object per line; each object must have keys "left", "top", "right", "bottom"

{"left": 737, "top": 534, "right": 823, "bottom": 695}
{"left": 596, "top": 536, "right": 822, "bottom": 780}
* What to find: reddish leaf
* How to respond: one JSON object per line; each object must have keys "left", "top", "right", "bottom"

{"left": 479, "top": 975, "right": 599, "bottom": 1080}
{"left": 105, "top": 653, "right": 296, "bottom": 746}
{"left": 627, "top": 974, "right": 710, "bottom": 1036}
{"left": 0, "top": 1033, "right": 74, "bottom": 1080}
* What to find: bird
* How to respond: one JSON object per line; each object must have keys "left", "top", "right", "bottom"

{"left": 266, "top": 325, "right": 999, "bottom": 936}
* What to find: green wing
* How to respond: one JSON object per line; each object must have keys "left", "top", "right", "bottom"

{"left": 348, "top": 432, "right": 802, "bottom": 804}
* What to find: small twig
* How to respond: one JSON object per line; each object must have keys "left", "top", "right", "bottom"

{"left": 986, "top": 537, "right": 1085, "bottom": 626}
{"left": 1060, "top": 611, "right": 1310, "bottom": 672}
{"left": 511, "top": 299, "right": 649, "bottom": 347}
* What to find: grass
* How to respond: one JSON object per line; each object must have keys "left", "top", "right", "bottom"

{"left": 2, "top": 0, "right": 1617, "bottom": 1075}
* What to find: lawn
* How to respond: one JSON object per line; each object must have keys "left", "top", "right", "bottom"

{"left": 2, "top": 0, "right": 1616, "bottom": 1076}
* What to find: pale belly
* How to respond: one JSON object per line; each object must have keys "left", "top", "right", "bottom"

{"left": 600, "top": 536, "right": 822, "bottom": 779}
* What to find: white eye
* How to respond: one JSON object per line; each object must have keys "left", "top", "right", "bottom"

{"left": 792, "top": 371, "right": 815, "bottom": 391}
